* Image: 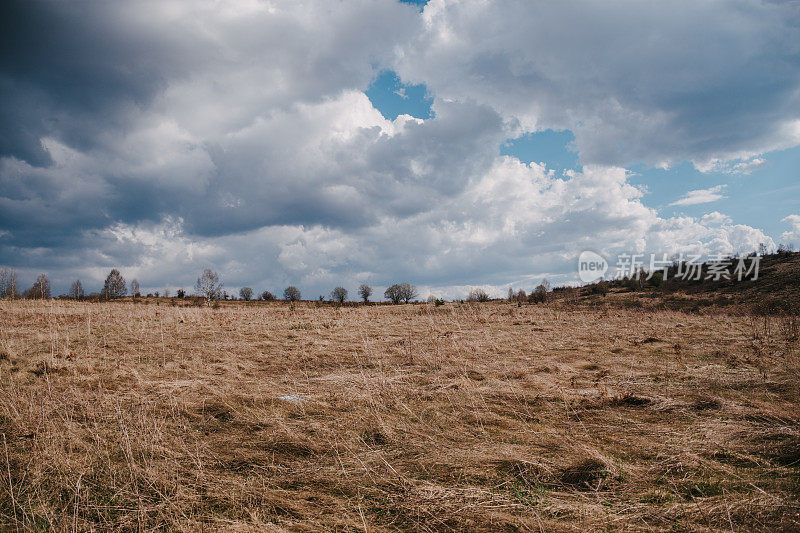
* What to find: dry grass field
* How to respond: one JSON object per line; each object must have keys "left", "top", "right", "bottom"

{"left": 1, "top": 298, "right": 799, "bottom": 531}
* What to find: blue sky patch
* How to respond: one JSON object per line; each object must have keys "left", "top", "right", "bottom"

{"left": 366, "top": 70, "right": 433, "bottom": 121}
{"left": 501, "top": 130, "right": 580, "bottom": 174}
{"left": 399, "top": 0, "right": 428, "bottom": 8}
{"left": 628, "top": 146, "right": 800, "bottom": 239}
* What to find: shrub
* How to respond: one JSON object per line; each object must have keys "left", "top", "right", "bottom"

{"left": 589, "top": 281, "right": 610, "bottom": 296}
{"left": 283, "top": 286, "right": 301, "bottom": 302}
{"left": 528, "top": 279, "right": 550, "bottom": 304}
{"left": 625, "top": 275, "right": 643, "bottom": 292}
{"left": 467, "top": 288, "right": 490, "bottom": 302}
{"left": 647, "top": 271, "right": 664, "bottom": 288}
{"left": 261, "top": 290, "right": 276, "bottom": 301}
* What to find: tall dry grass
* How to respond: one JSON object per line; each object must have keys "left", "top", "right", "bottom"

{"left": 1, "top": 299, "right": 799, "bottom": 531}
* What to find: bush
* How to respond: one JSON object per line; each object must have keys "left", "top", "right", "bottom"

{"left": 647, "top": 271, "right": 664, "bottom": 288}
{"left": 261, "top": 290, "right": 276, "bottom": 301}
{"left": 283, "top": 286, "right": 301, "bottom": 302}
{"left": 589, "top": 281, "right": 610, "bottom": 296}
{"left": 467, "top": 288, "right": 490, "bottom": 302}
{"left": 625, "top": 276, "right": 643, "bottom": 292}
{"left": 528, "top": 280, "right": 550, "bottom": 304}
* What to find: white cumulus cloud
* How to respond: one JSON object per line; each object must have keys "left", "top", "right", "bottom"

{"left": 670, "top": 185, "right": 727, "bottom": 206}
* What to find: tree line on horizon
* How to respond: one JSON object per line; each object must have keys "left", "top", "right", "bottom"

{"left": 8, "top": 247, "right": 792, "bottom": 305}
{"left": 0, "top": 266, "right": 422, "bottom": 305}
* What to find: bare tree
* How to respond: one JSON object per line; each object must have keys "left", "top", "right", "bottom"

{"left": 330, "top": 286, "right": 348, "bottom": 303}
{"left": 399, "top": 282, "right": 417, "bottom": 304}
{"left": 384, "top": 284, "right": 403, "bottom": 304}
{"left": 0, "top": 267, "right": 18, "bottom": 299}
{"left": 29, "top": 273, "right": 51, "bottom": 299}
{"left": 70, "top": 280, "right": 85, "bottom": 299}
{"left": 358, "top": 284, "right": 372, "bottom": 303}
{"left": 239, "top": 287, "right": 253, "bottom": 301}
{"left": 195, "top": 269, "right": 222, "bottom": 306}
{"left": 283, "top": 286, "right": 301, "bottom": 302}
{"left": 103, "top": 269, "right": 127, "bottom": 300}
{"left": 130, "top": 279, "right": 140, "bottom": 299}
{"left": 467, "top": 288, "right": 489, "bottom": 302}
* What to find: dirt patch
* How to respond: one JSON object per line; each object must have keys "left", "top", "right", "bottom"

{"left": 560, "top": 458, "right": 609, "bottom": 489}
{"left": 362, "top": 429, "right": 389, "bottom": 446}
{"left": 611, "top": 394, "right": 652, "bottom": 407}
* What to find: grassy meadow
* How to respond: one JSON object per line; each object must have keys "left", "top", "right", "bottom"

{"left": 1, "top": 298, "right": 799, "bottom": 531}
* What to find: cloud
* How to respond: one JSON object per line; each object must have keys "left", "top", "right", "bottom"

{"left": 396, "top": 0, "right": 800, "bottom": 169}
{"left": 670, "top": 185, "right": 727, "bottom": 206}
{"left": 0, "top": 0, "right": 420, "bottom": 167}
{"left": 696, "top": 157, "right": 769, "bottom": 175}
{"left": 780, "top": 214, "right": 800, "bottom": 246}
{"left": 700, "top": 212, "right": 733, "bottom": 225}
{"left": 4, "top": 158, "right": 773, "bottom": 299}
{"left": 0, "top": 0, "right": 784, "bottom": 298}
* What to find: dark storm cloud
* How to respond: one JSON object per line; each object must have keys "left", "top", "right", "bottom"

{"left": 0, "top": 1, "right": 189, "bottom": 165}
{"left": 0, "top": 0, "right": 791, "bottom": 298}
{"left": 0, "top": 0, "right": 421, "bottom": 255}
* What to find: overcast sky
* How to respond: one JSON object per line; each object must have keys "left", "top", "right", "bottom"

{"left": 2, "top": 0, "right": 800, "bottom": 299}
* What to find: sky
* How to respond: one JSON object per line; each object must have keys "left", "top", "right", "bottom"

{"left": 1, "top": 0, "right": 799, "bottom": 300}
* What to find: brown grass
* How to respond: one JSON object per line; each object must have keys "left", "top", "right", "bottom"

{"left": 1, "top": 299, "right": 799, "bottom": 531}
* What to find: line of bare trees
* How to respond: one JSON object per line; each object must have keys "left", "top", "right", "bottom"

{"left": 1, "top": 267, "right": 50, "bottom": 299}
{"left": 1, "top": 267, "right": 141, "bottom": 301}
{"left": 0, "top": 265, "right": 425, "bottom": 305}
